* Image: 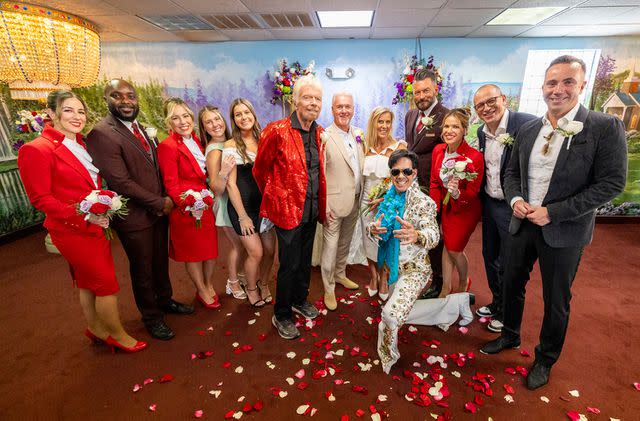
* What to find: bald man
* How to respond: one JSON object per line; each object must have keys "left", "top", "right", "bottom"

{"left": 87, "top": 79, "right": 193, "bottom": 341}
{"left": 473, "top": 84, "right": 535, "bottom": 334}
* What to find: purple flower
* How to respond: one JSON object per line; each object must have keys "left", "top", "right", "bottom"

{"left": 192, "top": 200, "right": 206, "bottom": 211}
{"left": 79, "top": 200, "right": 92, "bottom": 213}
{"left": 97, "top": 195, "right": 113, "bottom": 206}
{"left": 444, "top": 159, "right": 455, "bottom": 169}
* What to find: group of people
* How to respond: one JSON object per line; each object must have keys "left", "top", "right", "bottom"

{"left": 18, "top": 54, "right": 627, "bottom": 391}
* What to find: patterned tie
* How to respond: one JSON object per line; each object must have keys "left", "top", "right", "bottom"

{"left": 416, "top": 111, "right": 425, "bottom": 134}
{"left": 131, "top": 122, "right": 150, "bottom": 153}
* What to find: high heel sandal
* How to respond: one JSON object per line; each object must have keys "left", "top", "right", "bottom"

{"left": 106, "top": 336, "right": 148, "bottom": 354}
{"left": 84, "top": 329, "right": 105, "bottom": 345}
{"left": 246, "top": 287, "right": 265, "bottom": 308}
{"left": 196, "top": 292, "right": 221, "bottom": 309}
{"left": 226, "top": 279, "right": 247, "bottom": 300}
{"left": 257, "top": 279, "right": 272, "bottom": 304}
{"left": 367, "top": 287, "right": 378, "bottom": 297}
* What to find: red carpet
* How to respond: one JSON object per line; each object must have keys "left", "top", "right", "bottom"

{"left": 0, "top": 223, "right": 639, "bottom": 420}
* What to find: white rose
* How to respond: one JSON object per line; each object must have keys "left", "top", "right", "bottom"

{"left": 111, "top": 196, "right": 122, "bottom": 211}
{"left": 86, "top": 191, "right": 99, "bottom": 202}
{"left": 274, "top": 71, "right": 280, "bottom": 78}
{"left": 320, "top": 132, "right": 330, "bottom": 144}
{"left": 193, "top": 192, "right": 202, "bottom": 200}
{"left": 290, "top": 68, "right": 296, "bottom": 74}
{"left": 403, "top": 66, "right": 411, "bottom": 75}
{"left": 454, "top": 161, "right": 468, "bottom": 172}
{"left": 145, "top": 127, "right": 157, "bottom": 138}
{"left": 421, "top": 116, "right": 434, "bottom": 126}
{"left": 562, "top": 120, "right": 583, "bottom": 134}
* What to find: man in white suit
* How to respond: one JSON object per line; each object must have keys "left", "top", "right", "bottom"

{"left": 321, "top": 92, "right": 363, "bottom": 310}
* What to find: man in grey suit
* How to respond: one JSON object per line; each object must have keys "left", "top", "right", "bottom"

{"left": 473, "top": 85, "right": 536, "bottom": 334}
{"left": 480, "top": 56, "right": 627, "bottom": 390}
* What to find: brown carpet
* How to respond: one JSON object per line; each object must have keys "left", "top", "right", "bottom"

{"left": 0, "top": 223, "right": 639, "bottom": 421}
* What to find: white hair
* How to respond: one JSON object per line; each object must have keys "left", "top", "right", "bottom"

{"left": 293, "top": 74, "right": 322, "bottom": 104}
{"left": 332, "top": 91, "right": 354, "bottom": 106}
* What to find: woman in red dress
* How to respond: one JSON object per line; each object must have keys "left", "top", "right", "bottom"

{"left": 157, "top": 98, "right": 219, "bottom": 309}
{"left": 430, "top": 108, "right": 484, "bottom": 298}
{"left": 18, "top": 91, "right": 146, "bottom": 353}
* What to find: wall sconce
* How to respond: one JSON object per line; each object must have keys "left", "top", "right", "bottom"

{"left": 325, "top": 67, "right": 355, "bottom": 80}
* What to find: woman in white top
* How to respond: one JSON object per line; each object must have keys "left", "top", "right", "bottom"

{"left": 223, "top": 98, "right": 275, "bottom": 307}
{"left": 359, "top": 106, "right": 406, "bottom": 300}
{"left": 200, "top": 106, "right": 247, "bottom": 300}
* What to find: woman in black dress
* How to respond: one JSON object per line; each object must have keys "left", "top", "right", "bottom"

{"left": 223, "top": 98, "right": 275, "bottom": 307}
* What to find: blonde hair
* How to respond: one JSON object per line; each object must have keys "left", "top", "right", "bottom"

{"left": 163, "top": 97, "right": 194, "bottom": 131}
{"left": 292, "top": 74, "right": 322, "bottom": 104}
{"left": 229, "top": 98, "right": 261, "bottom": 164}
{"left": 198, "top": 105, "right": 230, "bottom": 147}
{"left": 365, "top": 106, "right": 394, "bottom": 151}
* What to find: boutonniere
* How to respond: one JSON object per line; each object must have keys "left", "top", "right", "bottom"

{"left": 495, "top": 133, "right": 514, "bottom": 147}
{"left": 556, "top": 120, "right": 583, "bottom": 150}
{"left": 320, "top": 131, "right": 329, "bottom": 146}
{"left": 419, "top": 115, "right": 435, "bottom": 133}
{"left": 353, "top": 128, "right": 364, "bottom": 144}
{"left": 144, "top": 126, "right": 158, "bottom": 139}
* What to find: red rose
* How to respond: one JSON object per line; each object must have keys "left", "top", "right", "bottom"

{"left": 89, "top": 202, "right": 110, "bottom": 214}
{"left": 99, "top": 190, "right": 116, "bottom": 198}
{"left": 407, "top": 74, "right": 414, "bottom": 83}
{"left": 31, "top": 111, "right": 37, "bottom": 116}
{"left": 184, "top": 195, "right": 196, "bottom": 206}
{"left": 203, "top": 196, "right": 213, "bottom": 207}
{"left": 282, "top": 78, "right": 291, "bottom": 86}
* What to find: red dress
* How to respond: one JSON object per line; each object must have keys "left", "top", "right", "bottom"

{"left": 17, "top": 125, "right": 119, "bottom": 296}
{"left": 429, "top": 141, "right": 484, "bottom": 252}
{"left": 157, "top": 131, "right": 217, "bottom": 262}
{"left": 253, "top": 117, "right": 327, "bottom": 230}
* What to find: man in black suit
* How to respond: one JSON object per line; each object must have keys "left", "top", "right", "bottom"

{"left": 87, "top": 79, "right": 193, "bottom": 341}
{"left": 473, "top": 85, "right": 536, "bottom": 333}
{"left": 404, "top": 69, "right": 449, "bottom": 298}
{"left": 480, "top": 56, "right": 627, "bottom": 390}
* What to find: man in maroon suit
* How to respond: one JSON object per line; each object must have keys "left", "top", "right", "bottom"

{"left": 404, "top": 69, "right": 449, "bottom": 298}
{"left": 87, "top": 79, "right": 193, "bottom": 341}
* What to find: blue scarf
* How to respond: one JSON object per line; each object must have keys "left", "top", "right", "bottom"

{"left": 375, "top": 185, "right": 406, "bottom": 285}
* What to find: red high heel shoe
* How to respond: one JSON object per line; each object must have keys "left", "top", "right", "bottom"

{"left": 84, "top": 329, "right": 105, "bottom": 345}
{"left": 465, "top": 277, "right": 472, "bottom": 292}
{"left": 106, "top": 336, "right": 148, "bottom": 354}
{"left": 196, "top": 292, "right": 221, "bottom": 309}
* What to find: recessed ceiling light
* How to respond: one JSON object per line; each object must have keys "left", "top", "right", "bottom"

{"left": 487, "top": 7, "right": 567, "bottom": 26}
{"left": 317, "top": 11, "right": 374, "bottom": 28}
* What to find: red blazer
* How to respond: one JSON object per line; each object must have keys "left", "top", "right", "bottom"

{"left": 253, "top": 116, "right": 327, "bottom": 230}
{"left": 18, "top": 125, "right": 102, "bottom": 235}
{"left": 429, "top": 141, "right": 484, "bottom": 214}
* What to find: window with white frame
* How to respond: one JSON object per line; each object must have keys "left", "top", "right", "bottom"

{"left": 518, "top": 49, "right": 601, "bottom": 117}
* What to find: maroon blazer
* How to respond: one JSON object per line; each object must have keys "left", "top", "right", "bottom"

{"left": 87, "top": 114, "right": 165, "bottom": 232}
{"left": 404, "top": 102, "right": 449, "bottom": 189}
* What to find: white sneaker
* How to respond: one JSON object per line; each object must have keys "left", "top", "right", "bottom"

{"left": 488, "top": 319, "right": 503, "bottom": 333}
{"left": 476, "top": 305, "right": 497, "bottom": 318}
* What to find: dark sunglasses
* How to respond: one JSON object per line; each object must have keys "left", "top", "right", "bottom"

{"left": 391, "top": 168, "right": 414, "bottom": 177}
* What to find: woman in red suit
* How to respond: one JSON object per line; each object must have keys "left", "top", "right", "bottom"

{"left": 430, "top": 108, "right": 484, "bottom": 298}
{"left": 18, "top": 91, "right": 146, "bottom": 353}
{"left": 157, "top": 98, "right": 219, "bottom": 309}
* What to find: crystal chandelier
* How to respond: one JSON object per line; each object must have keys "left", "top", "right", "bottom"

{"left": 0, "top": 2, "right": 101, "bottom": 100}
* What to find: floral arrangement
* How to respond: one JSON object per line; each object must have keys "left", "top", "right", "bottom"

{"left": 15, "top": 110, "right": 48, "bottom": 134}
{"left": 361, "top": 177, "right": 392, "bottom": 216}
{"left": 77, "top": 190, "right": 129, "bottom": 240}
{"left": 392, "top": 55, "right": 444, "bottom": 105}
{"left": 440, "top": 156, "right": 478, "bottom": 205}
{"left": 270, "top": 59, "right": 316, "bottom": 105}
{"left": 180, "top": 189, "right": 214, "bottom": 228}
{"left": 496, "top": 133, "right": 515, "bottom": 147}
{"left": 353, "top": 128, "right": 364, "bottom": 144}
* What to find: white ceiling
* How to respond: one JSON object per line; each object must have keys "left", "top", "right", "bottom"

{"left": 29, "top": 0, "right": 640, "bottom": 42}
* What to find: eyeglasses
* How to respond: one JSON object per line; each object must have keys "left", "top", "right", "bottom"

{"left": 474, "top": 96, "right": 500, "bottom": 112}
{"left": 542, "top": 131, "right": 554, "bottom": 155}
{"left": 391, "top": 168, "right": 414, "bottom": 177}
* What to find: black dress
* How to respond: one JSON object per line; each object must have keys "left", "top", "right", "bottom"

{"left": 223, "top": 148, "right": 262, "bottom": 236}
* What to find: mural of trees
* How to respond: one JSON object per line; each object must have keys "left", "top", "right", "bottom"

{"left": 591, "top": 55, "right": 616, "bottom": 112}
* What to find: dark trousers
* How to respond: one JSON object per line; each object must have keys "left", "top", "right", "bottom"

{"left": 274, "top": 219, "right": 316, "bottom": 320}
{"left": 481, "top": 196, "right": 513, "bottom": 318}
{"left": 501, "top": 220, "right": 583, "bottom": 367}
{"left": 117, "top": 217, "right": 173, "bottom": 326}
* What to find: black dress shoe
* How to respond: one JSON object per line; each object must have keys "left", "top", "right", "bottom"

{"left": 468, "top": 293, "right": 476, "bottom": 306}
{"left": 526, "top": 362, "right": 551, "bottom": 390}
{"left": 160, "top": 299, "right": 194, "bottom": 315}
{"left": 146, "top": 321, "right": 176, "bottom": 341}
{"left": 418, "top": 285, "right": 441, "bottom": 300}
{"left": 479, "top": 336, "right": 520, "bottom": 355}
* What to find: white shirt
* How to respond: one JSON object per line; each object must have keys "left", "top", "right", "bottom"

{"left": 415, "top": 99, "right": 439, "bottom": 131}
{"left": 62, "top": 137, "right": 99, "bottom": 188}
{"left": 482, "top": 109, "right": 509, "bottom": 200}
{"left": 118, "top": 118, "right": 155, "bottom": 159}
{"left": 335, "top": 125, "right": 361, "bottom": 188}
{"left": 183, "top": 136, "right": 206, "bottom": 173}
{"left": 511, "top": 102, "right": 581, "bottom": 209}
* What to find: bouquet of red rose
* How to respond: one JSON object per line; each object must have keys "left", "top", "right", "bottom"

{"left": 77, "top": 190, "right": 129, "bottom": 240}
{"left": 180, "top": 189, "right": 214, "bottom": 228}
{"left": 440, "top": 156, "right": 478, "bottom": 205}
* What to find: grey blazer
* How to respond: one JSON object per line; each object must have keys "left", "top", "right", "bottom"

{"left": 504, "top": 105, "right": 627, "bottom": 247}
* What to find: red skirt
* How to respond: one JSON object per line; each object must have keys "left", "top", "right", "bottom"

{"left": 168, "top": 207, "right": 218, "bottom": 262}
{"left": 441, "top": 205, "right": 481, "bottom": 252}
{"left": 50, "top": 230, "right": 119, "bottom": 296}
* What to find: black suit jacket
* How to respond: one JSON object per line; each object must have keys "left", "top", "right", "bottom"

{"left": 86, "top": 115, "right": 165, "bottom": 232}
{"left": 477, "top": 110, "right": 537, "bottom": 198}
{"left": 405, "top": 102, "right": 449, "bottom": 188}
{"left": 504, "top": 105, "right": 627, "bottom": 247}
